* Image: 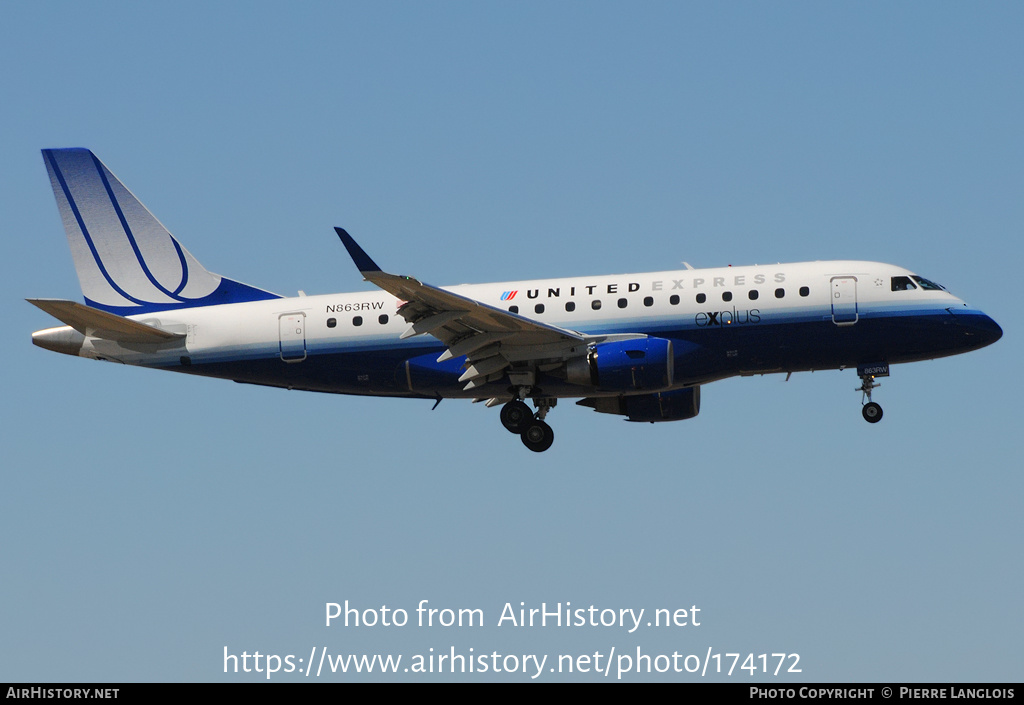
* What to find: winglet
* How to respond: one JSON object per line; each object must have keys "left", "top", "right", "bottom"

{"left": 335, "top": 227, "right": 382, "bottom": 274}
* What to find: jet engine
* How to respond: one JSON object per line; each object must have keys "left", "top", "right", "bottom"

{"left": 577, "top": 386, "right": 701, "bottom": 423}
{"left": 565, "top": 338, "right": 674, "bottom": 392}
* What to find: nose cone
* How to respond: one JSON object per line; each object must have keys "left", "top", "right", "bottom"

{"left": 953, "top": 311, "right": 1002, "bottom": 351}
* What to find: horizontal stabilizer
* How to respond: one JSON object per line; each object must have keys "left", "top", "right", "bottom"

{"left": 27, "top": 298, "right": 185, "bottom": 343}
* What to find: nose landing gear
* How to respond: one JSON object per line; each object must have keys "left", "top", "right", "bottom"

{"left": 857, "top": 371, "right": 883, "bottom": 423}
{"left": 862, "top": 400, "right": 883, "bottom": 423}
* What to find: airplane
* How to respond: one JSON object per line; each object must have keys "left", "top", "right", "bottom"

{"left": 30, "top": 148, "right": 1003, "bottom": 452}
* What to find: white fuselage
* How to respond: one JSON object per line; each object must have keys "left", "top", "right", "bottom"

{"left": 36, "top": 259, "right": 992, "bottom": 401}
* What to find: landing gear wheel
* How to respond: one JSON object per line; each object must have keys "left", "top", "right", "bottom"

{"left": 521, "top": 420, "right": 554, "bottom": 453}
{"left": 500, "top": 400, "right": 533, "bottom": 433}
{"left": 862, "top": 402, "right": 883, "bottom": 423}
{"left": 856, "top": 371, "right": 884, "bottom": 424}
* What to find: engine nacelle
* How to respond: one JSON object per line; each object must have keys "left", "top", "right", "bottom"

{"left": 566, "top": 338, "right": 674, "bottom": 392}
{"left": 578, "top": 387, "right": 701, "bottom": 423}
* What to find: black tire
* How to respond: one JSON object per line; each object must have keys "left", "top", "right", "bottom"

{"left": 521, "top": 420, "right": 555, "bottom": 452}
{"left": 500, "top": 400, "right": 533, "bottom": 433}
{"left": 862, "top": 402, "right": 883, "bottom": 423}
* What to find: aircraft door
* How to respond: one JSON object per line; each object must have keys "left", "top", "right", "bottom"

{"left": 279, "top": 313, "right": 307, "bottom": 362}
{"left": 831, "top": 277, "right": 858, "bottom": 325}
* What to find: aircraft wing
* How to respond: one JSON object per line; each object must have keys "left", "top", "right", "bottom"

{"left": 336, "top": 228, "right": 612, "bottom": 391}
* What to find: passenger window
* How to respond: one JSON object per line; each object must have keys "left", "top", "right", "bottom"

{"left": 670, "top": 294, "right": 680, "bottom": 305}
{"left": 775, "top": 288, "right": 785, "bottom": 299}
{"left": 327, "top": 317, "right": 337, "bottom": 328}
{"left": 565, "top": 301, "right": 576, "bottom": 312}
{"left": 617, "top": 298, "right": 628, "bottom": 309}
{"left": 748, "top": 290, "right": 759, "bottom": 300}
{"left": 534, "top": 303, "right": 545, "bottom": 314}
{"left": 722, "top": 291, "right": 733, "bottom": 302}
{"left": 799, "top": 287, "right": 810, "bottom": 297}
{"left": 696, "top": 293, "right": 706, "bottom": 304}
{"left": 592, "top": 300, "right": 602, "bottom": 310}
{"left": 891, "top": 276, "right": 917, "bottom": 291}
{"left": 378, "top": 314, "right": 389, "bottom": 325}
{"left": 643, "top": 296, "right": 654, "bottom": 307}
{"left": 509, "top": 305, "right": 519, "bottom": 314}
{"left": 353, "top": 316, "right": 363, "bottom": 326}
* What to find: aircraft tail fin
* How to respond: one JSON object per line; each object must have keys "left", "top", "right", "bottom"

{"left": 41, "top": 148, "right": 279, "bottom": 315}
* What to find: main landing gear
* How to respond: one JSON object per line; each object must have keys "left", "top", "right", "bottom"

{"left": 500, "top": 395, "right": 556, "bottom": 452}
{"left": 857, "top": 372, "right": 883, "bottom": 424}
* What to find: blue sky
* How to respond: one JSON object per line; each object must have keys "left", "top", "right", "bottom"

{"left": 1, "top": 2, "right": 1020, "bottom": 682}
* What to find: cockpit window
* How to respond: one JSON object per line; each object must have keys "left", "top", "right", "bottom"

{"left": 911, "top": 276, "right": 945, "bottom": 291}
{"left": 891, "top": 276, "right": 917, "bottom": 291}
